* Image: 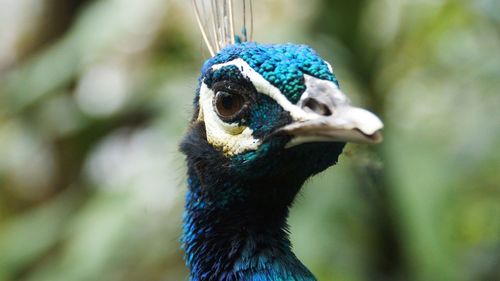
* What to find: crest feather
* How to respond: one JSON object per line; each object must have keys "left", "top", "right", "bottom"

{"left": 192, "top": 0, "right": 254, "bottom": 56}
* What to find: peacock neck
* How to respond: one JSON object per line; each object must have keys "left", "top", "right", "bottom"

{"left": 183, "top": 170, "right": 316, "bottom": 281}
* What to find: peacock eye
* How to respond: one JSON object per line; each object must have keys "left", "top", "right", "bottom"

{"left": 214, "top": 91, "right": 246, "bottom": 120}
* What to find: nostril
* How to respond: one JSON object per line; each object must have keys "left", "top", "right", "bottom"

{"left": 303, "top": 98, "right": 332, "bottom": 116}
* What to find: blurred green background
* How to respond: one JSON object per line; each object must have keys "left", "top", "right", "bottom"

{"left": 0, "top": 0, "right": 499, "bottom": 280}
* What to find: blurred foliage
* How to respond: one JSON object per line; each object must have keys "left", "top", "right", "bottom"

{"left": 0, "top": 0, "right": 499, "bottom": 281}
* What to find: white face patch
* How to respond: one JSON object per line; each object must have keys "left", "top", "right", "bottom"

{"left": 198, "top": 83, "right": 260, "bottom": 156}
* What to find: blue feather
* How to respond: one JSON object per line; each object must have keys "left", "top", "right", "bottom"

{"left": 180, "top": 42, "right": 346, "bottom": 281}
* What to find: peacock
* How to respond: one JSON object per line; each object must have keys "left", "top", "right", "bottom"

{"left": 180, "top": 1, "right": 383, "bottom": 280}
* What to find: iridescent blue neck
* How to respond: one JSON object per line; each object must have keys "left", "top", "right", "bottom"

{"left": 182, "top": 170, "right": 316, "bottom": 281}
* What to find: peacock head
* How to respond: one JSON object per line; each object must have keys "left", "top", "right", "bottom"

{"left": 182, "top": 42, "right": 382, "bottom": 188}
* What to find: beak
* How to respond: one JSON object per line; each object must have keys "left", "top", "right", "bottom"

{"left": 279, "top": 75, "right": 383, "bottom": 146}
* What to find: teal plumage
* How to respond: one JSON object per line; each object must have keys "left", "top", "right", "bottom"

{"left": 181, "top": 1, "right": 383, "bottom": 280}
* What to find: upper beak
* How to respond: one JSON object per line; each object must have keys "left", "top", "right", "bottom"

{"left": 279, "top": 75, "right": 384, "bottom": 145}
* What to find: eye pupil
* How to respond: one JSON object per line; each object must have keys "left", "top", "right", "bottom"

{"left": 221, "top": 93, "right": 233, "bottom": 110}
{"left": 215, "top": 91, "right": 245, "bottom": 119}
